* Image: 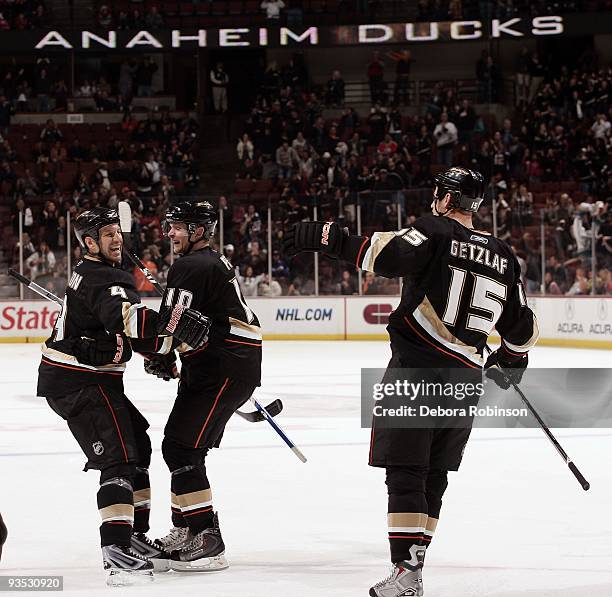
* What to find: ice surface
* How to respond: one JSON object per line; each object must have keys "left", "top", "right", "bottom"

{"left": 0, "top": 341, "right": 611, "bottom": 596}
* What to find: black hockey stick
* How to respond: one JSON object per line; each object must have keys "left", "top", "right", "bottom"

{"left": 485, "top": 344, "right": 590, "bottom": 491}
{"left": 8, "top": 268, "right": 63, "bottom": 306}
{"left": 116, "top": 203, "right": 301, "bottom": 454}
{"left": 8, "top": 267, "right": 285, "bottom": 425}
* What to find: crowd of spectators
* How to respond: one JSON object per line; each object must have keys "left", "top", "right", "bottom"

{"left": 0, "top": 0, "right": 48, "bottom": 30}
{"left": 0, "top": 56, "right": 163, "bottom": 116}
{"left": 415, "top": 0, "right": 604, "bottom": 21}
{"left": 221, "top": 50, "right": 611, "bottom": 296}
{"left": 4, "top": 109, "right": 200, "bottom": 296}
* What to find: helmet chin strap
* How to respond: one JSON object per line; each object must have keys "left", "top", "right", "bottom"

{"left": 432, "top": 199, "right": 452, "bottom": 217}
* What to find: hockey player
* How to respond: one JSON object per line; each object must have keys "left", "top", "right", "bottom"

{"left": 36, "top": 207, "right": 210, "bottom": 586}
{"left": 141, "top": 200, "right": 262, "bottom": 572}
{"left": 283, "top": 167, "right": 538, "bottom": 596}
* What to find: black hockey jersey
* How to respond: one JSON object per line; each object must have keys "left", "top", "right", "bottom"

{"left": 340, "top": 214, "right": 538, "bottom": 368}
{"left": 162, "top": 247, "right": 262, "bottom": 385}
{"left": 37, "top": 257, "right": 172, "bottom": 398}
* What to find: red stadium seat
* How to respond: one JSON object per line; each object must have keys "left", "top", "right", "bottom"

{"left": 235, "top": 178, "right": 255, "bottom": 194}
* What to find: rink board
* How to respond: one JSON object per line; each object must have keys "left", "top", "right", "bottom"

{"left": 0, "top": 296, "right": 610, "bottom": 349}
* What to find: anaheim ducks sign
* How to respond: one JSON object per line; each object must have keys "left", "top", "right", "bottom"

{"left": 33, "top": 17, "right": 564, "bottom": 51}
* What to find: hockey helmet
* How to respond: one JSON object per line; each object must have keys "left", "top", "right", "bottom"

{"left": 433, "top": 167, "right": 486, "bottom": 213}
{"left": 163, "top": 200, "right": 218, "bottom": 241}
{"left": 74, "top": 207, "right": 120, "bottom": 249}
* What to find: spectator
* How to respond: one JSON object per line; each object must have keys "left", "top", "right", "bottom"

{"left": 26, "top": 241, "right": 56, "bottom": 280}
{"left": 210, "top": 62, "right": 229, "bottom": 113}
{"left": 35, "top": 68, "right": 52, "bottom": 112}
{"left": 258, "top": 274, "right": 282, "bottom": 297}
{"left": 325, "top": 70, "right": 345, "bottom": 107}
{"left": 515, "top": 46, "right": 531, "bottom": 107}
{"left": 591, "top": 114, "right": 610, "bottom": 139}
{"left": 476, "top": 52, "right": 500, "bottom": 103}
{"left": 367, "top": 51, "right": 385, "bottom": 104}
{"left": 528, "top": 52, "right": 545, "bottom": 103}
{"left": 378, "top": 133, "right": 398, "bottom": 157}
{"left": 433, "top": 112, "right": 457, "bottom": 167}
{"left": 237, "top": 133, "right": 254, "bottom": 161}
{"left": 135, "top": 56, "right": 157, "bottom": 97}
{"left": 261, "top": 0, "right": 285, "bottom": 20}
{"left": 237, "top": 265, "right": 264, "bottom": 297}
{"left": 133, "top": 249, "right": 159, "bottom": 296}
{"left": 98, "top": 4, "right": 112, "bottom": 28}
{"left": 338, "top": 269, "right": 358, "bottom": 295}
{"left": 275, "top": 141, "right": 297, "bottom": 180}
{"left": 145, "top": 5, "right": 164, "bottom": 28}
{"left": 388, "top": 49, "right": 412, "bottom": 106}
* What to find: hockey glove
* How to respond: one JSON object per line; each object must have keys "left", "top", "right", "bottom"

{"left": 143, "top": 351, "right": 179, "bottom": 381}
{"left": 283, "top": 221, "right": 347, "bottom": 258}
{"left": 484, "top": 347, "right": 528, "bottom": 390}
{"left": 158, "top": 305, "right": 211, "bottom": 349}
{"left": 73, "top": 333, "right": 132, "bottom": 366}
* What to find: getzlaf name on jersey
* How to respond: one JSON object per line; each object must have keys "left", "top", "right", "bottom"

{"left": 162, "top": 246, "right": 262, "bottom": 386}
{"left": 356, "top": 213, "right": 538, "bottom": 368}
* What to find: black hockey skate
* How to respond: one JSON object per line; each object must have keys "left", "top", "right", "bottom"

{"left": 155, "top": 525, "right": 190, "bottom": 552}
{"left": 169, "top": 513, "right": 228, "bottom": 572}
{"left": 0, "top": 513, "right": 7, "bottom": 562}
{"left": 131, "top": 532, "right": 172, "bottom": 572}
{"left": 102, "top": 544, "right": 154, "bottom": 587}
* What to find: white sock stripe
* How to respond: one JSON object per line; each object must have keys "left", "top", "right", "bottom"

{"left": 181, "top": 500, "right": 213, "bottom": 512}
{"left": 101, "top": 515, "right": 134, "bottom": 523}
{"left": 424, "top": 529, "right": 434, "bottom": 537}
{"left": 388, "top": 526, "right": 426, "bottom": 534}
{"left": 134, "top": 499, "right": 151, "bottom": 508}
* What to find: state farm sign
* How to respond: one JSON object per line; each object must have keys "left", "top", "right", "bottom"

{"left": 0, "top": 302, "right": 59, "bottom": 336}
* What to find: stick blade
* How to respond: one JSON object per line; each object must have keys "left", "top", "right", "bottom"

{"left": 118, "top": 201, "right": 132, "bottom": 233}
{"left": 235, "top": 399, "right": 283, "bottom": 422}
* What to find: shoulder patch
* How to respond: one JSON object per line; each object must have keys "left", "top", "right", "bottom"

{"left": 401, "top": 227, "right": 428, "bottom": 247}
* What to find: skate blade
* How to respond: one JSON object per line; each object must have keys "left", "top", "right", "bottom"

{"left": 170, "top": 553, "right": 229, "bottom": 572}
{"left": 151, "top": 558, "right": 171, "bottom": 572}
{"left": 106, "top": 568, "right": 155, "bottom": 587}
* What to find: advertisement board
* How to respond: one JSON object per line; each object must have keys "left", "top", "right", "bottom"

{"left": 0, "top": 296, "right": 610, "bottom": 349}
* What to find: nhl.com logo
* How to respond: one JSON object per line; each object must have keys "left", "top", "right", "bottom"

{"left": 92, "top": 441, "right": 105, "bottom": 456}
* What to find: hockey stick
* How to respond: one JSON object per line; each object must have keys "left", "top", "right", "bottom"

{"left": 8, "top": 267, "right": 284, "bottom": 424}
{"left": 8, "top": 268, "right": 63, "bottom": 306}
{"left": 485, "top": 345, "right": 590, "bottom": 491}
{"left": 117, "top": 203, "right": 306, "bottom": 461}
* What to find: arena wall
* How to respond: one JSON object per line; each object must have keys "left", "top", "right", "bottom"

{"left": 1, "top": 296, "right": 610, "bottom": 349}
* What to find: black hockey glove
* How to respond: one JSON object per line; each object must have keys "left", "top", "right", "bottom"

{"left": 484, "top": 347, "right": 528, "bottom": 390}
{"left": 283, "top": 221, "right": 347, "bottom": 258}
{"left": 73, "top": 333, "right": 132, "bottom": 366}
{"left": 158, "top": 305, "right": 211, "bottom": 349}
{"left": 143, "top": 351, "right": 179, "bottom": 381}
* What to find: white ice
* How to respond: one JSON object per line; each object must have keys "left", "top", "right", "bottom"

{"left": 0, "top": 341, "right": 611, "bottom": 596}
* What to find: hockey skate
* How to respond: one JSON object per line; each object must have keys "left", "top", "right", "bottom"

{"left": 131, "top": 532, "right": 172, "bottom": 572}
{"left": 102, "top": 544, "right": 154, "bottom": 587}
{"left": 169, "top": 513, "right": 228, "bottom": 572}
{"left": 0, "top": 513, "right": 7, "bottom": 562}
{"left": 369, "top": 561, "right": 424, "bottom": 597}
{"left": 155, "top": 525, "right": 190, "bottom": 552}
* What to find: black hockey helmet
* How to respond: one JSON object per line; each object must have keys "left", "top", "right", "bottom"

{"left": 74, "top": 207, "right": 120, "bottom": 250}
{"left": 163, "top": 200, "right": 218, "bottom": 241}
{"left": 433, "top": 167, "right": 486, "bottom": 213}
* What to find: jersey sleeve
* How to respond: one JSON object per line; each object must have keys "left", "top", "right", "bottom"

{"left": 339, "top": 219, "right": 435, "bottom": 278}
{"left": 88, "top": 273, "right": 161, "bottom": 340}
{"left": 495, "top": 257, "right": 539, "bottom": 355}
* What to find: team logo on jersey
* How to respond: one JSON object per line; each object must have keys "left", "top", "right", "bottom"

{"left": 92, "top": 441, "right": 105, "bottom": 456}
{"left": 470, "top": 234, "right": 489, "bottom": 245}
